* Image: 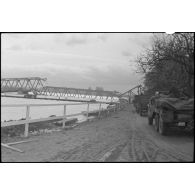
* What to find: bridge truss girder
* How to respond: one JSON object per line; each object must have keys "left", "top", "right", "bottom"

{"left": 38, "top": 86, "right": 118, "bottom": 100}
{"left": 1, "top": 77, "right": 46, "bottom": 93}
{"left": 119, "top": 85, "right": 144, "bottom": 102}
{"left": 120, "top": 85, "right": 143, "bottom": 97}
{"left": 1, "top": 77, "right": 119, "bottom": 100}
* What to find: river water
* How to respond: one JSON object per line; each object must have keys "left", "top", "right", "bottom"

{"left": 1, "top": 97, "right": 109, "bottom": 122}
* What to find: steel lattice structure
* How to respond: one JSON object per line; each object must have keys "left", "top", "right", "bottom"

{"left": 38, "top": 86, "right": 118, "bottom": 99}
{"left": 119, "top": 85, "right": 143, "bottom": 100}
{"left": 1, "top": 77, "right": 46, "bottom": 93}
{"left": 1, "top": 77, "right": 119, "bottom": 99}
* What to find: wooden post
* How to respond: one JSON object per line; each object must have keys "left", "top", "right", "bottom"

{"left": 1, "top": 143, "right": 24, "bottom": 153}
{"left": 24, "top": 105, "right": 30, "bottom": 137}
{"left": 107, "top": 108, "right": 109, "bottom": 116}
{"left": 87, "top": 103, "right": 89, "bottom": 120}
{"left": 98, "top": 103, "right": 102, "bottom": 118}
{"left": 62, "top": 105, "right": 66, "bottom": 128}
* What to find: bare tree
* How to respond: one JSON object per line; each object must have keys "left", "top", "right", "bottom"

{"left": 136, "top": 33, "right": 194, "bottom": 97}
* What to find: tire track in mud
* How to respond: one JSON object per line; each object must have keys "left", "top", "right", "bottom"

{"left": 43, "top": 131, "right": 130, "bottom": 162}
{"left": 128, "top": 106, "right": 193, "bottom": 162}
{"left": 44, "top": 105, "right": 192, "bottom": 162}
{"left": 43, "top": 111, "right": 132, "bottom": 162}
{"left": 127, "top": 131, "right": 152, "bottom": 162}
{"left": 98, "top": 141, "right": 128, "bottom": 162}
{"left": 44, "top": 140, "right": 127, "bottom": 162}
{"left": 127, "top": 130, "right": 191, "bottom": 162}
{"left": 129, "top": 122, "right": 192, "bottom": 162}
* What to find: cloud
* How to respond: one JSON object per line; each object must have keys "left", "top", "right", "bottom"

{"left": 66, "top": 35, "right": 88, "bottom": 46}
{"left": 97, "top": 33, "right": 108, "bottom": 42}
{"left": 121, "top": 50, "right": 133, "bottom": 57}
{"left": 8, "top": 44, "right": 23, "bottom": 50}
{"left": 83, "top": 64, "right": 142, "bottom": 91}
{"left": 128, "top": 33, "right": 153, "bottom": 48}
{"left": 1, "top": 49, "right": 141, "bottom": 91}
{"left": 2, "top": 34, "right": 53, "bottom": 51}
{"left": 3, "top": 33, "right": 88, "bottom": 51}
{"left": 54, "top": 33, "right": 89, "bottom": 46}
{"left": 1, "top": 33, "right": 148, "bottom": 91}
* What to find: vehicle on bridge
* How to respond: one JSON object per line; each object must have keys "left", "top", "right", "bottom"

{"left": 147, "top": 91, "right": 194, "bottom": 135}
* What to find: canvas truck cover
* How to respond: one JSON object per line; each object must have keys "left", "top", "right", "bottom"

{"left": 151, "top": 96, "right": 194, "bottom": 111}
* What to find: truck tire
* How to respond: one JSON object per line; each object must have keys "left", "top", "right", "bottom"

{"left": 154, "top": 114, "right": 159, "bottom": 132}
{"left": 140, "top": 110, "right": 143, "bottom": 116}
{"left": 159, "top": 117, "right": 168, "bottom": 135}
{"left": 148, "top": 116, "right": 153, "bottom": 125}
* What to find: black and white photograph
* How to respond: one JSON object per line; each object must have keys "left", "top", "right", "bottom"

{"left": 0, "top": 1, "right": 195, "bottom": 195}
{"left": 1, "top": 32, "right": 194, "bottom": 162}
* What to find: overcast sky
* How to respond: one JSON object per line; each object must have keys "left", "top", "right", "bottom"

{"left": 1, "top": 33, "right": 153, "bottom": 92}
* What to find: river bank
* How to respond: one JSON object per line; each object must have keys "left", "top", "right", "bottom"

{"left": 2, "top": 105, "right": 193, "bottom": 162}
{"left": 1, "top": 107, "right": 114, "bottom": 143}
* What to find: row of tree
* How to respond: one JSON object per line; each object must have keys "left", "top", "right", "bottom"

{"left": 88, "top": 86, "right": 104, "bottom": 91}
{"left": 136, "top": 33, "right": 194, "bottom": 97}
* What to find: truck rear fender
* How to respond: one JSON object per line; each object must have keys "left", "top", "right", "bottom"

{"left": 159, "top": 108, "right": 174, "bottom": 122}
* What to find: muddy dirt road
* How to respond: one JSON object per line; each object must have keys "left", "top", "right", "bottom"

{"left": 1, "top": 105, "right": 194, "bottom": 162}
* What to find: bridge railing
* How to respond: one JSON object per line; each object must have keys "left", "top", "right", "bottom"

{"left": 1, "top": 102, "right": 122, "bottom": 137}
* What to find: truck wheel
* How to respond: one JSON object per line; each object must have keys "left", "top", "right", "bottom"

{"left": 154, "top": 114, "right": 159, "bottom": 131}
{"left": 159, "top": 117, "right": 168, "bottom": 135}
{"left": 140, "top": 110, "right": 142, "bottom": 116}
{"left": 148, "top": 116, "right": 153, "bottom": 125}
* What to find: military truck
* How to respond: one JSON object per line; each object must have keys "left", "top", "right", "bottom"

{"left": 148, "top": 92, "right": 194, "bottom": 135}
{"left": 133, "top": 94, "right": 151, "bottom": 116}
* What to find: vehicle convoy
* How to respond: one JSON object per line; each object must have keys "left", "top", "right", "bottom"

{"left": 148, "top": 92, "right": 194, "bottom": 135}
{"left": 133, "top": 94, "right": 151, "bottom": 116}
